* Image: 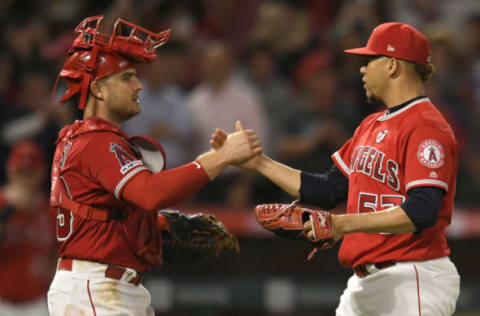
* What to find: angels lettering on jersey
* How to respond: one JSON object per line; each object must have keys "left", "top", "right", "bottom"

{"left": 350, "top": 145, "right": 400, "bottom": 191}
{"left": 109, "top": 143, "right": 143, "bottom": 174}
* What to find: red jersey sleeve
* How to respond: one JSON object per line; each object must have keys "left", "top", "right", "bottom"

{"left": 404, "top": 126, "right": 457, "bottom": 192}
{"left": 82, "top": 133, "right": 149, "bottom": 199}
{"left": 332, "top": 137, "right": 356, "bottom": 178}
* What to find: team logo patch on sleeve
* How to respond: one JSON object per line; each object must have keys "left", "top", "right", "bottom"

{"left": 417, "top": 139, "right": 445, "bottom": 168}
{"left": 110, "top": 143, "right": 143, "bottom": 174}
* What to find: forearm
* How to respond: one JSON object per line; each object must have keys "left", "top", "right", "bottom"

{"left": 255, "top": 154, "right": 301, "bottom": 198}
{"left": 123, "top": 163, "right": 210, "bottom": 211}
{"left": 196, "top": 150, "right": 228, "bottom": 180}
{"left": 332, "top": 206, "right": 417, "bottom": 239}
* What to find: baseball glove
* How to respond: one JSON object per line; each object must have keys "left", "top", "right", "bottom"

{"left": 254, "top": 201, "right": 335, "bottom": 260}
{"left": 159, "top": 210, "right": 239, "bottom": 268}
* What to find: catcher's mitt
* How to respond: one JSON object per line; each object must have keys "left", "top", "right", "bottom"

{"left": 159, "top": 210, "right": 239, "bottom": 268}
{"left": 254, "top": 201, "right": 335, "bottom": 260}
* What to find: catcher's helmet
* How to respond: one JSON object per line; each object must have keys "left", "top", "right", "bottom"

{"left": 53, "top": 15, "right": 170, "bottom": 109}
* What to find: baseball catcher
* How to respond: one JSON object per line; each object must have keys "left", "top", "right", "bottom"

{"left": 48, "top": 15, "right": 260, "bottom": 316}
{"left": 254, "top": 200, "right": 335, "bottom": 260}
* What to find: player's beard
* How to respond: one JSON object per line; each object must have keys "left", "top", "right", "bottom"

{"left": 366, "top": 95, "right": 382, "bottom": 106}
{"left": 365, "top": 87, "right": 384, "bottom": 109}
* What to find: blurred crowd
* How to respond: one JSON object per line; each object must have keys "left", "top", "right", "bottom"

{"left": 1, "top": 0, "right": 480, "bottom": 207}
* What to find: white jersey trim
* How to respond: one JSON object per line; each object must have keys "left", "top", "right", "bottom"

{"left": 377, "top": 97, "right": 430, "bottom": 121}
{"left": 114, "top": 166, "right": 149, "bottom": 199}
{"left": 406, "top": 179, "right": 448, "bottom": 191}
{"left": 333, "top": 151, "right": 352, "bottom": 175}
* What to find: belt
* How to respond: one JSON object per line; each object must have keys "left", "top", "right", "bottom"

{"left": 353, "top": 261, "right": 396, "bottom": 278}
{"left": 58, "top": 258, "right": 143, "bottom": 286}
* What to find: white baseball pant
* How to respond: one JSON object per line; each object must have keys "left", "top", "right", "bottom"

{"left": 336, "top": 256, "right": 460, "bottom": 316}
{"left": 47, "top": 259, "right": 154, "bottom": 316}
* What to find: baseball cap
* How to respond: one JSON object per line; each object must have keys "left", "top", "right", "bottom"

{"left": 344, "top": 22, "right": 432, "bottom": 64}
{"left": 7, "top": 141, "right": 46, "bottom": 171}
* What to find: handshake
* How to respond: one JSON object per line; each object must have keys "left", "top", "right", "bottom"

{"left": 195, "top": 121, "right": 263, "bottom": 180}
{"left": 194, "top": 121, "right": 339, "bottom": 254}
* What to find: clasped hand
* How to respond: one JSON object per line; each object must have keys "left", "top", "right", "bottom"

{"left": 210, "top": 121, "right": 262, "bottom": 166}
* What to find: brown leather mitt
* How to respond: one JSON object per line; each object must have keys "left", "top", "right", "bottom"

{"left": 254, "top": 201, "right": 335, "bottom": 260}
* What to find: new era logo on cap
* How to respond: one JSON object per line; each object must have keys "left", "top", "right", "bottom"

{"left": 344, "top": 22, "right": 432, "bottom": 64}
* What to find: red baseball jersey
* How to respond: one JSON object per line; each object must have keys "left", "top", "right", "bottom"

{"left": 0, "top": 191, "right": 57, "bottom": 303}
{"left": 50, "top": 117, "right": 162, "bottom": 272}
{"left": 331, "top": 98, "right": 458, "bottom": 268}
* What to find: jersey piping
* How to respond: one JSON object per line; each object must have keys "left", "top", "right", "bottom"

{"left": 377, "top": 97, "right": 430, "bottom": 121}
{"left": 333, "top": 152, "right": 352, "bottom": 175}
{"left": 114, "top": 166, "right": 149, "bottom": 199}
{"left": 406, "top": 179, "right": 449, "bottom": 191}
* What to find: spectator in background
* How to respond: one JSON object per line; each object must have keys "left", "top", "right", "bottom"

{"left": 187, "top": 42, "right": 267, "bottom": 206}
{"left": 0, "top": 53, "right": 16, "bottom": 184}
{"left": 249, "top": 0, "right": 311, "bottom": 76}
{"left": 276, "top": 57, "right": 358, "bottom": 174}
{"left": 242, "top": 44, "right": 299, "bottom": 157}
{"left": 464, "top": 14, "right": 480, "bottom": 118}
{"left": 124, "top": 42, "right": 194, "bottom": 168}
{"left": 0, "top": 71, "right": 74, "bottom": 178}
{"left": 387, "top": 0, "right": 441, "bottom": 28}
{"left": 196, "top": 0, "right": 259, "bottom": 54}
{"left": 242, "top": 44, "right": 303, "bottom": 203}
{"left": 4, "top": 16, "right": 50, "bottom": 79}
{"left": 0, "top": 141, "right": 57, "bottom": 316}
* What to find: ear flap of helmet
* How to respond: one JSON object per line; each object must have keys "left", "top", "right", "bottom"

{"left": 52, "top": 70, "right": 80, "bottom": 107}
{"left": 52, "top": 73, "right": 89, "bottom": 109}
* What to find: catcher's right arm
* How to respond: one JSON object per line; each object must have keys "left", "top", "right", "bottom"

{"left": 254, "top": 201, "right": 335, "bottom": 260}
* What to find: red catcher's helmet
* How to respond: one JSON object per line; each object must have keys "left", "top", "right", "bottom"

{"left": 53, "top": 15, "right": 170, "bottom": 109}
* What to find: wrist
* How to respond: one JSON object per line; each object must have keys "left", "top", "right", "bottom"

{"left": 331, "top": 214, "right": 346, "bottom": 241}
{"left": 196, "top": 150, "right": 228, "bottom": 180}
{"left": 256, "top": 154, "right": 270, "bottom": 174}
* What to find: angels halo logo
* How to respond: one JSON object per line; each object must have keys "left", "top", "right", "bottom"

{"left": 376, "top": 130, "right": 388, "bottom": 143}
{"left": 417, "top": 139, "right": 445, "bottom": 168}
{"left": 110, "top": 143, "right": 142, "bottom": 174}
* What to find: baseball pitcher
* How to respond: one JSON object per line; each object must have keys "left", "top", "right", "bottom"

{"left": 214, "top": 22, "right": 460, "bottom": 316}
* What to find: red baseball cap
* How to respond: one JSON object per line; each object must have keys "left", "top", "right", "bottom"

{"left": 344, "top": 22, "right": 432, "bottom": 64}
{"left": 7, "top": 141, "right": 46, "bottom": 171}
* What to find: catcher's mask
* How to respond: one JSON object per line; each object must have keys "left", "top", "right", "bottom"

{"left": 52, "top": 15, "right": 170, "bottom": 109}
